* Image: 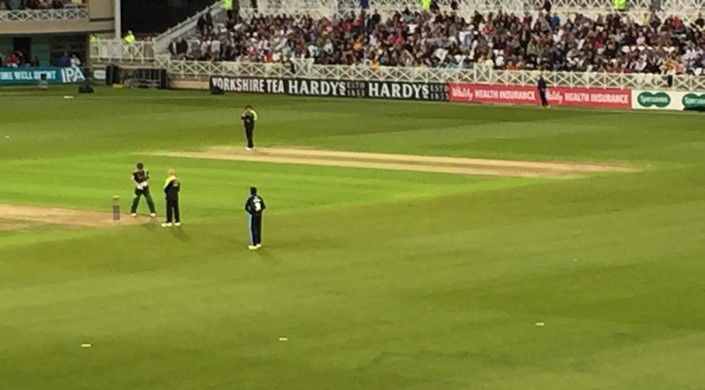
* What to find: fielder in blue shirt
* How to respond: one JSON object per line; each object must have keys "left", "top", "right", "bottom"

{"left": 244, "top": 187, "right": 266, "bottom": 250}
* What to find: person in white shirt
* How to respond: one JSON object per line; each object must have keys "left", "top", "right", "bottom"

{"left": 200, "top": 39, "right": 209, "bottom": 58}
{"left": 70, "top": 54, "right": 81, "bottom": 68}
{"left": 683, "top": 43, "right": 699, "bottom": 67}
{"left": 211, "top": 38, "right": 221, "bottom": 59}
{"left": 368, "top": 34, "right": 378, "bottom": 48}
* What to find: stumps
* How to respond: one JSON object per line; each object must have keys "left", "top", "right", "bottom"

{"left": 112, "top": 195, "right": 120, "bottom": 221}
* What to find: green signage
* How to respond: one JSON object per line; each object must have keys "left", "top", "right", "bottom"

{"left": 682, "top": 93, "right": 705, "bottom": 109}
{"left": 637, "top": 91, "right": 671, "bottom": 108}
{"left": 0, "top": 67, "right": 85, "bottom": 85}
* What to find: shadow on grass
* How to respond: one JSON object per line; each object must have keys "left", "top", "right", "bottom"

{"left": 139, "top": 221, "right": 190, "bottom": 242}
{"left": 139, "top": 221, "right": 159, "bottom": 232}
{"left": 252, "top": 245, "right": 281, "bottom": 266}
{"left": 170, "top": 226, "right": 191, "bottom": 242}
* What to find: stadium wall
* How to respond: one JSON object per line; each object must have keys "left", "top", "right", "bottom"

{"left": 194, "top": 65, "right": 705, "bottom": 111}
{"left": 170, "top": 79, "right": 208, "bottom": 90}
{"left": 206, "top": 76, "right": 637, "bottom": 109}
{"left": 171, "top": 75, "right": 705, "bottom": 112}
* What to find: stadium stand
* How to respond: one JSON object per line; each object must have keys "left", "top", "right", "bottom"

{"left": 169, "top": 9, "right": 705, "bottom": 75}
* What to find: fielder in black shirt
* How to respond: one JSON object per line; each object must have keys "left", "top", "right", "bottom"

{"left": 241, "top": 105, "right": 258, "bottom": 150}
{"left": 162, "top": 169, "right": 181, "bottom": 227}
{"left": 130, "top": 162, "right": 157, "bottom": 217}
{"left": 245, "top": 186, "right": 266, "bottom": 249}
{"left": 538, "top": 76, "right": 549, "bottom": 107}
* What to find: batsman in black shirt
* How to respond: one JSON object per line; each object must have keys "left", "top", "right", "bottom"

{"left": 241, "top": 105, "right": 258, "bottom": 150}
{"left": 130, "top": 162, "right": 157, "bottom": 217}
{"left": 162, "top": 169, "right": 181, "bottom": 227}
{"left": 245, "top": 186, "right": 266, "bottom": 249}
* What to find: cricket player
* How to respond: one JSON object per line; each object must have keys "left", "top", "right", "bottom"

{"left": 538, "top": 75, "right": 549, "bottom": 107}
{"left": 241, "top": 105, "right": 258, "bottom": 150}
{"left": 244, "top": 186, "right": 266, "bottom": 249}
{"left": 162, "top": 169, "right": 181, "bottom": 227}
{"left": 130, "top": 162, "right": 157, "bottom": 217}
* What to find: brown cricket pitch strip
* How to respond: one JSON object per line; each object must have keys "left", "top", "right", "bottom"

{"left": 150, "top": 146, "right": 636, "bottom": 178}
{"left": 0, "top": 204, "right": 149, "bottom": 232}
{"left": 0, "top": 149, "right": 634, "bottom": 233}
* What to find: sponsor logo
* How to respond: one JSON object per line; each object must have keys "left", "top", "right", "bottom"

{"left": 287, "top": 79, "right": 348, "bottom": 97}
{"left": 449, "top": 83, "right": 630, "bottom": 109}
{"left": 367, "top": 81, "right": 447, "bottom": 101}
{"left": 207, "top": 77, "right": 445, "bottom": 101}
{"left": 61, "top": 67, "right": 85, "bottom": 83}
{"left": 0, "top": 67, "right": 86, "bottom": 85}
{"left": 93, "top": 69, "right": 107, "bottom": 80}
{"left": 209, "top": 77, "right": 285, "bottom": 94}
{"left": 548, "top": 90, "right": 564, "bottom": 104}
{"left": 637, "top": 92, "right": 671, "bottom": 108}
{"left": 0, "top": 69, "right": 58, "bottom": 82}
{"left": 449, "top": 85, "right": 474, "bottom": 101}
{"left": 682, "top": 93, "right": 705, "bottom": 109}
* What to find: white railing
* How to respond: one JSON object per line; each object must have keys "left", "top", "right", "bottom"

{"left": 164, "top": 59, "right": 705, "bottom": 91}
{"left": 0, "top": 7, "right": 87, "bottom": 21}
{"left": 157, "top": 57, "right": 296, "bottom": 80}
{"left": 91, "top": 41, "right": 705, "bottom": 91}
{"left": 90, "top": 39, "right": 156, "bottom": 65}
{"left": 153, "top": 1, "right": 223, "bottom": 54}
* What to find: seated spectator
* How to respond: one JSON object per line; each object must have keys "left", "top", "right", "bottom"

{"left": 58, "top": 52, "right": 70, "bottom": 67}
{"left": 175, "top": 10, "right": 705, "bottom": 75}
{"left": 65, "top": 0, "right": 82, "bottom": 8}
{"left": 169, "top": 38, "right": 189, "bottom": 60}
{"left": 2, "top": 0, "right": 82, "bottom": 8}
{"left": 3, "top": 0, "right": 20, "bottom": 10}
{"left": 70, "top": 53, "right": 81, "bottom": 67}
{"left": 6, "top": 51, "right": 22, "bottom": 68}
{"left": 693, "top": 13, "right": 704, "bottom": 31}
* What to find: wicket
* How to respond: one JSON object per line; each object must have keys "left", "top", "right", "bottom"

{"left": 112, "top": 195, "right": 120, "bottom": 221}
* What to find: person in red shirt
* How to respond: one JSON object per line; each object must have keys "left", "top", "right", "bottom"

{"left": 8, "top": 52, "right": 19, "bottom": 68}
{"left": 343, "top": 19, "right": 353, "bottom": 32}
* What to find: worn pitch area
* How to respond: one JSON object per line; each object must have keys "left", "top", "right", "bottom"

{"left": 150, "top": 147, "right": 635, "bottom": 178}
{"left": 0, "top": 204, "right": 147, "bottom": 231}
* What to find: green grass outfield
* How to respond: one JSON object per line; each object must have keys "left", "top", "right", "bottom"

{"left": 2, "top": 86, "right": 705, "bottom": 389}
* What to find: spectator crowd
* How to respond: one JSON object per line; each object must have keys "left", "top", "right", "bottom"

{"left": 1, "top": 0, "right": 84, "bottom": 11}
{"left": 0, "top": 51, "right": 40, "bottom": 67}
{"left": 1, "top": 51, "right": 81, "bottom": 68}
{"left": 170, "top": 8, "right": 705, "bottom": 75}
